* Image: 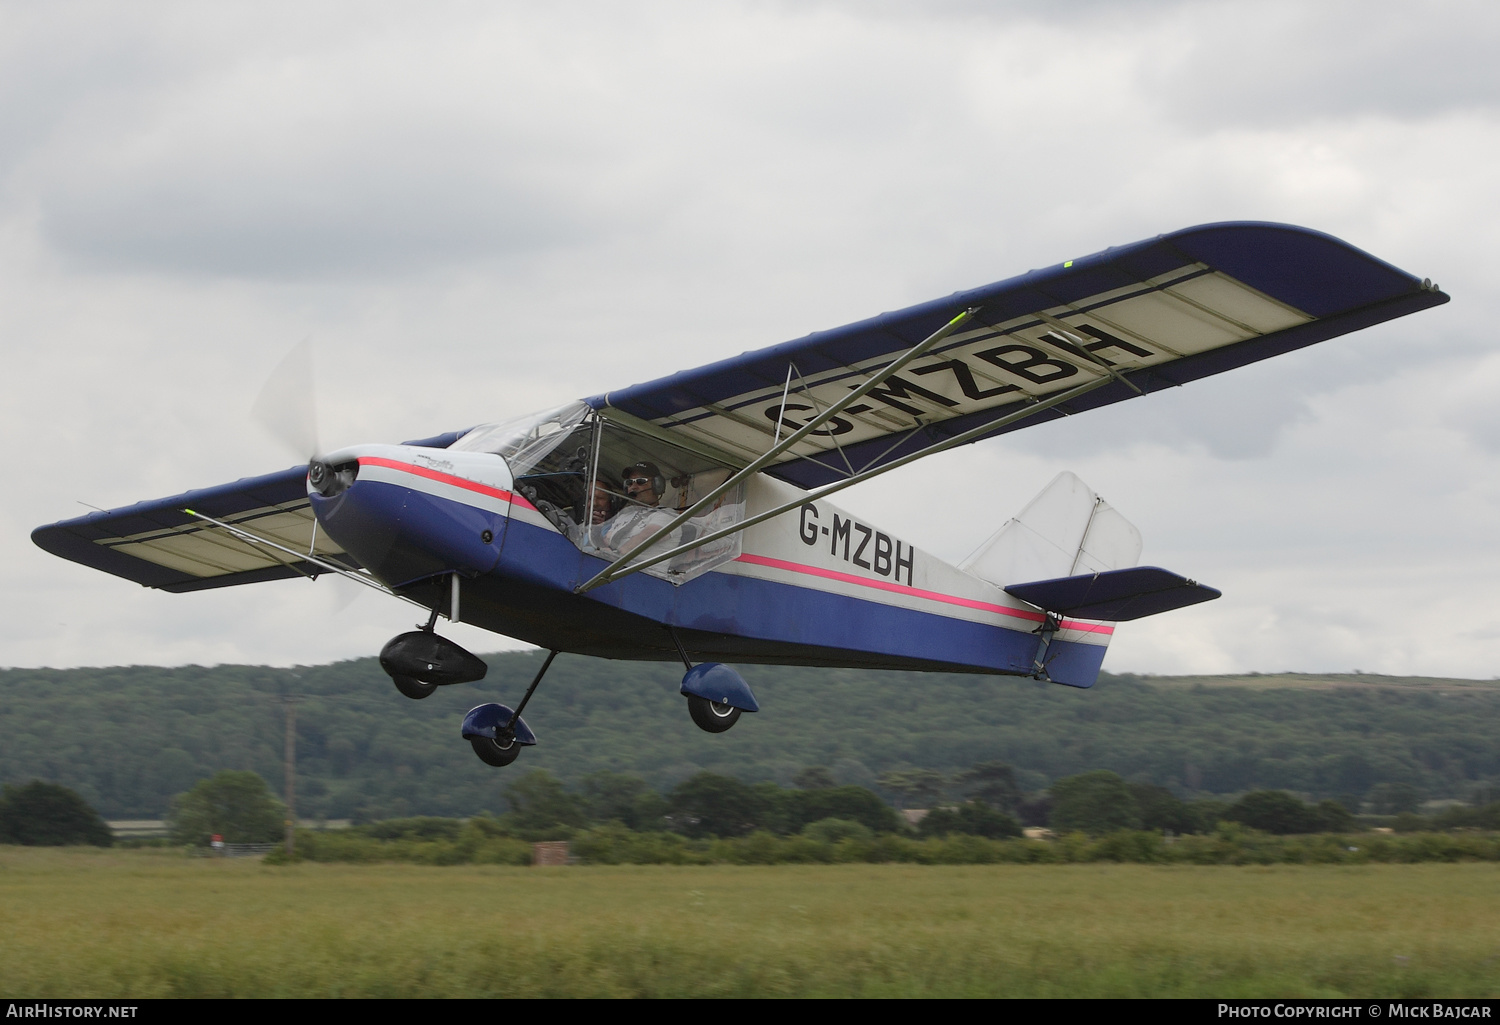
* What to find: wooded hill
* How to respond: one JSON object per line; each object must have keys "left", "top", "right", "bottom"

{"left": 3, "top": 652, "right": 1497, "bottom": 820}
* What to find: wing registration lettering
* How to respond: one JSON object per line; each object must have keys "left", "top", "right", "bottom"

{"left": 595, "top": 224, "right": 1443, "bottom": 489}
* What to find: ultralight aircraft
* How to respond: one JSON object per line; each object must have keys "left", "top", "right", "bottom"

{"left": 33, "top": 222, "right": 1449, "bottom": 767}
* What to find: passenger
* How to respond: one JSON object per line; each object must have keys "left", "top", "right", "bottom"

{"left": 586, "top": 479, "right": 619, "bottom": 527}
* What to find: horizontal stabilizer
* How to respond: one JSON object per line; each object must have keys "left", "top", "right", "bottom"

{"left": 1005, "top": 566, "right": 1220, "bottom": 622}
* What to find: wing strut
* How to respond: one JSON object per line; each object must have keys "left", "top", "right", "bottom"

{"left": 181, "top": 507, "right": 411, "bottom": 602}
{"left": 574, "top": 370, "right": 1115, "bottom": 592}
{"left": 574, "top": 306, "right": 983, "bottom": 593}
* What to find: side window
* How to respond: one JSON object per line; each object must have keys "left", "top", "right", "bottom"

{"left": 578, "top": 421, "right": 746, "bottom": 584}
{"left": 510, "top": 424, "right": 594, "bottom": 537}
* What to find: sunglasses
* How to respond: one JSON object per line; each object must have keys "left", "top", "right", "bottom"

{"left": 622, "top": 477, "right": 652, "bottom": 487}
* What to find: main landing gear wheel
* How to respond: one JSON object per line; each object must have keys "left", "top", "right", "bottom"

{"left": 470, "top": 735, "right": 522, "bottom": 767}
{"left": 391, "top": 674, "right": 437, "bottom": 700}
{"left": 687, "top": 694, "right": 741, "bottom": 733}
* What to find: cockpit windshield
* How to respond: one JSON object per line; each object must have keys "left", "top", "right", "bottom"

{"left": 448, "top": 400, "right": 594, "bottom": 474}
{"left": 452, "top": 402, "right": 747, "bottom": 584}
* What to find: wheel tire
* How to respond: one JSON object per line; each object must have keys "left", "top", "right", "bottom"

{"left": 686, "top": 694, "right": 742, "bottom": 733}
{"left": 469, "top": 734, "right": 522, "bottom": 767}
{"left": 392, "top": 674, "right": 437, "bottom": 700}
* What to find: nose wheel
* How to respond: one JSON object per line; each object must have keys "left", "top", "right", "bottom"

{"left": 380, "top": 602, "right": 488, "bottom": 700}
{"left": 391, "top": 675, "right": 437, "bottom": 700}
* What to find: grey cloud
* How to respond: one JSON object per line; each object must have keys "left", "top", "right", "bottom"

{"left": 20, "top": 87, "right": 651, "bottom": 277}
{"left": 1146, "top": 1, "right": 1500, "bottom": 128}
{"left": 35, "top": 159, "right": 597, "bottom": 278}
{"left": 827, "top": 0, "right": 1500, "bottom": 127}
{"left": 5, "top": 6, "right": 676, "bottom": 278}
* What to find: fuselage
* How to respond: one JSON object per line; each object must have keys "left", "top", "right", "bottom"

{"left": 308, "top": 441, "right": 1113, "bottom": 678}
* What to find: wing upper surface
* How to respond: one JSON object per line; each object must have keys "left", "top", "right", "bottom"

{"left": 589, "top": 222, "right": 1448, "bottom": 488}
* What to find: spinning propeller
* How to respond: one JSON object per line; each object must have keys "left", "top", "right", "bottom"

{"left": 252, "top": 338, "right": 321, "bottom": 462}
{"left": 251, "top": 340, "right": 366, "bottom": 611}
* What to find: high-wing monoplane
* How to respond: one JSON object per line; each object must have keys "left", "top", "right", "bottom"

{"left": 33, "top": 222, "right": 1448, "bottom": 766}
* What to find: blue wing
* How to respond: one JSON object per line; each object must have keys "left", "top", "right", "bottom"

{"left": 31, "top": 430, "right": 466, "bottom": 591}
{"left": 589, "top": 221, "right": 1447, "bottom": 489}
{"left": 30, "top": 466, "right": 354, "bottom": 592}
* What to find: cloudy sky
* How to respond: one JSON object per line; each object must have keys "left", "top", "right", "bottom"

{"left": 4, "top": 1, "right": 1497, "bottom": 678}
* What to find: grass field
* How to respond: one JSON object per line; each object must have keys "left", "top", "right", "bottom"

{"left": 2, "top": 847, "right": 1498, "bottom": 998}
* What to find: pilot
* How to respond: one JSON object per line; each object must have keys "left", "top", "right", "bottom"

{"left": 595, "top": 462, "right": 677, "bottom": 556}
{"left": 621, "top": 462, "right": 663, "bottom": 509}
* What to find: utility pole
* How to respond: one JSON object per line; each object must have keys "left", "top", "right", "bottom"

{"left": 283, "top": 694, "right": 299, "bottom": 858}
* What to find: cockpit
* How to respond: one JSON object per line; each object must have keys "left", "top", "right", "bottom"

{"left": 449, "top": 402, "right": 746, "bottom": 583}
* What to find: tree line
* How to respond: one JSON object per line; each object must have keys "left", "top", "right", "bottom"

{"left": 7, "top": 765, "right": 1499, "bottom": 856}
{"left": 4, "top": 655, "right": 1498, "bottom": 821}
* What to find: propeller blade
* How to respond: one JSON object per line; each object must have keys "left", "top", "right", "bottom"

{"left": 252, "top": 339, "right": 320, "bottom": 460}
{"left": 327, "top": 574, "right": 366, "bottom": 616}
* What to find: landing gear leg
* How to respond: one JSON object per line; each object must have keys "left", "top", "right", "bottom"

{"left": 395, "top": 606, "right": 442, "bottom": 700}
{"left": 1030, "top": 613, "right": 1061, "bottom": 682}
{"left": 463, "top": 650, "right": 558, "bottom": 768}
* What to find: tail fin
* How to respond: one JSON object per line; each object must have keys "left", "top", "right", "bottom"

{"left": 963, "top": 473, "right": 1218, "bottom": 689}
{"left": 960, "top": 471, "right": 1142, "bottom": 587}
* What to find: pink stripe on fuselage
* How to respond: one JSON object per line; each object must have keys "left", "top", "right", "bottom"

{"left": 733, "top": 553, "right": 1114, "bottom": 635}
{"left": 355, "top": 456, "right": 536, "bottom": 510}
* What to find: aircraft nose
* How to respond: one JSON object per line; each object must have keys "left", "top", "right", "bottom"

{"left": 310, "top": 467, "right": 506, "bottom": 587}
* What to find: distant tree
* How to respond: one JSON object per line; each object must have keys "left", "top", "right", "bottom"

{"left": 668, "top": 773, "right": 768, "bottom": 838}
{"left": 1391, "top": 811, "right": 1430, "bottom": 833}
{"left": 1185, "top": 798, "right": 1228, "bottom": 834}
{"left": 877, "top": 769, "right": 946, "bottom": 809}
{"left": 1223, "top": 791, "right": 1309, "bottom": 834}
{"left": 918, "top": 801, "right": 1022, "bottom": 840}
{"left": 504, "top": 770, "right": 587, "bottom": 832}
{"left": 952, "top": 762, "right": 1021, "bottom": 814}
{"left": 801, "top": 818, "right": 873, "bottom": 844}
{"left": 792, "top": 766, "right": 837, "bottom": 790}
{"left": 1434, "top": 800, "right": 1500, "bottom": 830}
{"left": 1127, "top": 782, "right": 1196, "bottom": 833}
{"left": 359, "top": 817, "right": 463, "bottom": 841}
{"left": 1223, "top": 791, "right": 1354, "bottom": 834}
{"left": 578, "top": 771, "right": 667, "bottom": 830}
{"left": 1050, "top": 771, "right": 1142, "bottom": 836}
{"left": 0, "top": 781, "right": 113, "bottom": 847}
{"left": 1015, "top": 793, "right": 1054, "bottom": 828}
{"left": 781, "top": 785, "right": 900, "bottom": 834}
{"left": 1312, "top": 799, "right": 1356, "bottom": 833}
{"left": 169, "top": 771, "right": 283, "bottom": 845}
{"left": 1368, "top": 783, "right": 1425, "bottom": 815}
{"left": 1327, "top": 752, "right": 1375, "bottom": 798}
